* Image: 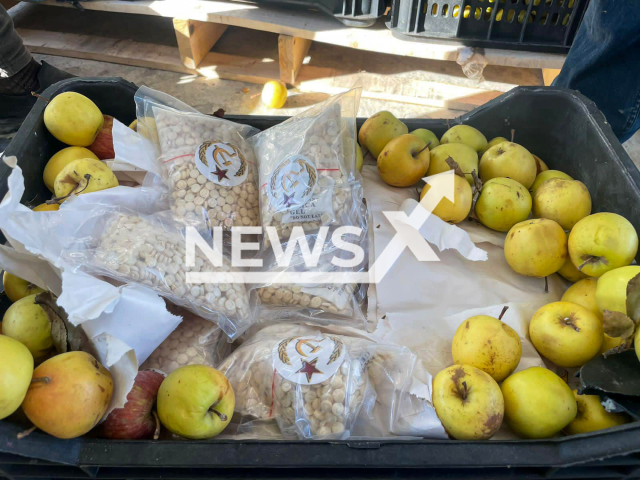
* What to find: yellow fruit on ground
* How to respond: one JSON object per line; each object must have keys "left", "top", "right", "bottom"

{"left": 261, "top": 81, "right": 287, "bottom": 109}
{"left": 2, "top": 294, "right": 53, "bottom": 359}
{"left": 358, "top": 111, "right": 408, "bottom": 159}
{"left": 420, "top": 174, "right": 472, "bottom": 224}
{"left": 426, "top": 143, "right": 479, "bottom": 186}
{"left": 410, "top": 128, "right": 439, "bottom": 149}
{"left": 595, "top": 266, "right": 640, "bottom": 315}
{"left": 530, "top": 170, "right": 573, "bottom": 195}
{"left": 44, "top": 92, "right": 104, "bottom": 146}
{"left": 479, "top": 142, "right": 537, "bottom": 189}
{"left": 562, "top": 278, "right": 601, "bottom": 320}
{"left": 533, "top": 154, "right": 549, "bottom": 174}
{"left": 440, "top": 125, "right": 488, "bottom": 153}
{"left": 33, "top": 203, "right": 59, "bottom": 212}
{"left": 501, "top": 367, "right": 576, "bottom": 438}
{"left": 504, "top": 219, "right": 567, "bottom": 277}
{"left": 568, "top": 213, "right": 638, "bottom": 277}
{"left": 53, "top": 158, "right": 119, "bottom": 199}
{"left": 557, "top": 256, "right": 589, "bottom": 282}
{"left": 475, "top": 177, "right": 531, "bottom": 232}
{"left": 432, "top": 364, "right": 504, "bottom": 440}
{"left": 0, "top": 334, "right": 34, "bottom": 420}
{"left": 529, "top": 301, "right": 603, "bottom": 367}
{"left": 451, "top": 314, "right": 522, "bottom": 382}
{"left": 43, "top": 147, "right": 99, "bottom": 193}
{"left": 565, "top": 390, "right": 629, "bottom": 435}
{"left": 377, "top": 134, "right": 430, "bottom": 187}
{"left": 22, "top": 351, "right": 114, "bottom": 439}
{"left": 533, "top": 178, "right": 592, "bottom": 230}
{"left": 3, "top": 272, "right": 45, "bottom": 302}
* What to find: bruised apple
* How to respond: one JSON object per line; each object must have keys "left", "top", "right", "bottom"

{"left": 88, "top": 115, "right": 115, "bottom": 160}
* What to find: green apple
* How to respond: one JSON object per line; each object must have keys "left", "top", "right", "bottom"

{"left": 410, "top": 128, "right": 439, "bottom": 149}
{"left": 475, "top": 177, "right": 531, "bottom": 232}
{"left": 355, "top": 143, "right": 363, "bottom": 172}
{"left": 426, "top": 143, "right": 478, "bottom": 186}
{"left": 440, "top": 125, "right": 488, "bottom": 153}
{"left": 0, "top": 334, "right": 34, "bottom": 420}
{"left": 501, "top": 367, "right": 577, "bottom": 438}
{"left": 565, "top": 390, "right": 629, "bottom": 435}
{"left": 479, "top": 142, "right": 537, "bottom": 189}
{"left": 568, "top": 213, "right": 638, "bottom": 277}
{"left": 358, "top": 111, "right": 408, "bottom": 159}
{"left": 595, "top": 265, "right": 640, "bottom": 315}
{"left": 157, "top": 365, "right": 235, "bottom": 439}
{"left": 377, "top": 134, "right": 430, "bottom": 187}
{"left": 2, "top": 294, "right": 53, "bottom": 359}
{"left": 3, "top": 272, "right": 45, "bottom": 303}
{"left": 530, "top": 170, "right": 572, "bottom": 195}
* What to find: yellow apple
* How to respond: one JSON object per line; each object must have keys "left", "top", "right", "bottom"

{"left": 475, "top": 177, "right": 531, "bottom": 232}
{"left": 355, "top": 143, "right": 363, "bottom": 172}
{"left": 601, "top": 334, "right": 624, "bottom": 354}
{"left": 44, "top": 92, "right": 104, "bottom": 146}
{"left": 636, "top": 327, "right": 640, "bottom": 362}
{"left": 501, "top": 367, "right": 576, "bottom": 438}
{"left": 568, "top": 213, "right": 638, "bottom": 277}
{"left": 358, "top": 111, "right": 408, "bottom": 159}
{"left": 2, "top": 294, "right": 53, "bottom": 359}
{"left": 426, "top": 143, "right": 478, "bottom": 186}
{"left": 533, "top": 154, "right": 549, "bottom": 174}
{"left": 261, "top": 80, "right": 287, "bottom": 109}
{"left": 479, "top": 142, "right": 537, "bottom": 189}
{"left": 3, "top": 272, "right": 45, "bottom": 303}
{"left": 529, "top": 301, "right": 603, "bottom": 367}
{"left": 0, "top": 334, "right": 33, "bottom": 420}
{"left": 54, "top": 158, "right": 119, "bottom": 199}
{"left": 33, "top": 203, "right": 60, "bottom": 212}
{"left": 562, "top": 278, "right": 601, "bottom": 320}
{"left": 565, "top": 391, "right": 629, "bottom": 435}
{"left": 557, "top": 256, "right": 589, "bottom": 282}
{"left": 451, "top": 314, "right": 522, "bottom": 382}
{"left": 377, "top": 134, "right": 430, "bottom": 187}
{"left": 432, "top": 364, "right": 504, "bottom": 440}
{"left": 22, "top": 351, "right": 114, "bottom": 439}
{"left": 486, "top": 136, "right": 508, "bottom": 152}
{"left": 410, "top": 128, "right": 439, "bottom": 149}
{"left": 504, "top": 219, "right": 567, "bottom": 277}
{"left": 533, "top": 178, "right": 592, "bottom": 230}
{"left": 43, "top": 146, "right": 99, "bottom": 193}
{"left": 157, "top": 365, "right": 235, "bottom": 439}
{"left": 595, "top": 265, "right": 640, "bottom": 315}
{"left": 530, "top": 170, "right": 573, "bottom": 195}
{"left": 420, "top": 174, "right": 472, "bottom": 224}
{"left": 440, "top": 125, "right": 488, "bottom": 153}
{"left": 129, "top": 119, "right": 138, "bottom": 131}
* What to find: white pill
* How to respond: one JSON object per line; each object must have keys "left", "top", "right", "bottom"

{"left": 331, "top": 403, "right": 345, "bottom": 416}
{"left": 177, "top": 353, "right": 189, "bottom": 364}
{"left": 332, "top": 423, "right": 345, "bottom": 434}
{"left": 304, "top": 391, "right": 316, "bottom": 403}
{"left": 320, "top": 400, "right": 332, "bottom": 412}
{"left": 332, "top": 389, "right": 345, "bottom": 403}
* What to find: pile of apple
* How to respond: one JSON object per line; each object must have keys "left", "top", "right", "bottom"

{"left": 0, "top": 276, "right": 234, "bottom": 440}
{"left": 358, "top": 110, "right": 639, "bottom": 440}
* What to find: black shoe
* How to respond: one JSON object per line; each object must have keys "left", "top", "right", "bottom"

{"left": 0, "top": 61, "right": 75, "bottom": 135}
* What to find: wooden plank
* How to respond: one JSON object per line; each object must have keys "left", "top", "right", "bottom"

{"left": 278, "top": 34, "right": 312, "bottom": 84}
{"left": 28, "top": 0, "right": 567, "bottom": 70}
{"left": 542, "top": 68, "right": 561, "bottom": 86}
{"left": 173, "top": 19, "right": 228, "bottom": 69}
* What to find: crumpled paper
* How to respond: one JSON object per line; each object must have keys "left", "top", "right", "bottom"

{"left": 0, "top": 158, "right": 181, "bottom": 415}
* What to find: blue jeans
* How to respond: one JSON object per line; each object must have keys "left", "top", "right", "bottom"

{"left": 553, "top": 0, "right": 640, "bottom": 143}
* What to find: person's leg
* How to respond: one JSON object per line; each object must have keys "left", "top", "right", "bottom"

{"left": 554, "top": 0, "right": 640, "bottom": 143}
{"left": 0, "top": 4, "right": 34, "bottom": 79}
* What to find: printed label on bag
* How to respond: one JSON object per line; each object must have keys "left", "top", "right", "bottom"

{"left": 273, "top": 334, "right": 345, "bottom": 385}
{"left": 195, "top": 141, "right": 248, "bottom": 187}
{"left": 280, "top": 194, "right": 334, "bottom": 224}
{"left": 300, "top": 284, "right": 351, "bottom": 310}
{"left": 267, "top": 155, "right": 318, "bottom": 211}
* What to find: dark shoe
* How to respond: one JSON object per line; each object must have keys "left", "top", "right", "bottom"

{"left": 0, "top": 61, "right": 75, "bottom": 135}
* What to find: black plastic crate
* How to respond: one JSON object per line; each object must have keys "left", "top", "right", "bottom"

{"left": 386, "top": 0, "right": 589, "bottom": 53}
{"left": 2, "top": 78, "right": 640, "bottom": 479}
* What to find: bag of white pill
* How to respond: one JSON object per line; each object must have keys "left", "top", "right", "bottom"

{"left": 250, "top": 87, "right": 366, "bottom": 246}
{"left": 135, "top": 88, "right": 261, "bottom": 231}
{"left": 217, "top": 323, "right": 446, "bottom": 440}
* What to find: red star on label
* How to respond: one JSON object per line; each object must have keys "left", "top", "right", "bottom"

{"left": 297, "top": 358, "right": 323, "bottom": 382}
{"left": 213, "top": 166, "right": 229, "bottom": 182}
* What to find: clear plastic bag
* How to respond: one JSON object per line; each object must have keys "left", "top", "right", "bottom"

{"left": 135, "top": 87, "right": 260, "bottom": 230}
{"left": 251, "top": 87, "right": 365, "bottom": 244}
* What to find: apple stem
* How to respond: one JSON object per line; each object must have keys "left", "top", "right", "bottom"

{"left": 460, "top": 381, "right": 469, "bottom": 401}
{"left": 544, "top": 276, "right": 549, "bottom": 293}
{"left": 48, "top": 174, "right": 93, "bottom": 204}
{"left": 17, "top": 425, "right": 37, "bottom": 439}
{"left": 209, "top": 407, "right": 228, "bottom": 422}
{"left": 414, "top": 144, "right": 430, "bottom": 157}
{"left": 498, "top": 306, "right": 509, "bottom": 320}
{"left": 153, "top": 411, "right": 161, "bottom": 440}
{"left": 578, "top": 255, "right": 607, "bottom": 271}
{"left": 31, "top": 376, "right": 51, "bottom": 384}
{"left": 30, "top": 92, "right": 50, "bottom": 103}
{"left": 511, "top": 129, "right": 515, "bottom": 143}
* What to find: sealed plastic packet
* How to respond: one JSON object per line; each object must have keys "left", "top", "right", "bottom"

{"left": 251, "top": 87, "right": 365, "bottom": 244}
{"left": 136, "top": 88, "right": 260, "bottom": 230}
{"left": 89, "top": 210, "right": 252, "bottom": 339}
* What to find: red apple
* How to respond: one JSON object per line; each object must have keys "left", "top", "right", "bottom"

{"left": 88, "top": 115, "right": 115, "bottom": 160}
{"left": 101, "top": 370, "right": 165, "bottom": 439}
